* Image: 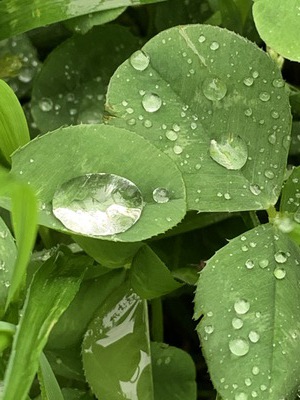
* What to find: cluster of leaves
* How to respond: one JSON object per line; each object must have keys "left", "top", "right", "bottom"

{"left": 0, "top": 0, "right": 299, "bottom": 399}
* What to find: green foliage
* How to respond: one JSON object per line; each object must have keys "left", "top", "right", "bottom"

{"left": 0, "top": 1, "right": 299, "bottom": 400}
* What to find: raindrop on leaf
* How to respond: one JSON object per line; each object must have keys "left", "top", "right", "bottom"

{"left": 229, "top": 338, "right": 250, "bottom": 356}
{"left": 202, "top": 77, "right": 227, "bottom": 101}
{"left": 129, "top": 50, "right": 150, "bottom": 71}
{"left": 142, "top": 93, "right": 162, "bottom": 113}
{"left": 152, "top": 187, "right": 170, "bottom": 204}
{"left": 209, "top": 135, "right": 248, "bottom": 170}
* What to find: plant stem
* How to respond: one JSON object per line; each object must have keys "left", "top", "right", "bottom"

{"left": 267, "top": 205, "right": 277, "bottom": 220}
{"left": 240, "top": 211, "right": 260, "bottom": 229}
{"left": 151, "top": 298, "right": 164, "bottom": 343}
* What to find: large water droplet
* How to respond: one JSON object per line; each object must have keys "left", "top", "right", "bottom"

{"left": 229, "top": 338, "right": 249, "bottom": 356}
{"left": 272, "top": 78, "right": 284, "bottom": 88}
{"left": 202, "top": 77, "right": 227, "bottom": 101}
{"left": 142, "top": 93, "right": 162, "bottom": 113}
{"left": 259, "top": 259, "right": 269, "bottom": 269}
{"left": 38, "top": 97, "right": 53, "bottom": 112}
{"left": 52, "top": 173, "right": 144, "bottom": 236}
{"left": 129, "top": 50, "right": 150, "bottom": 71}
{"left": 243, "top": 77, "right": 254, "bottom": 87}
{"left": 249, "top": 184, "right": 261, "bottom": 196}
{"left": 234, "top": 299, "right": 250, "bottom": 314}
{"left": 274, "top": 251, "right": 288, "bottom": 263}
{"left": 209, "top": 135, "right": 248, "bottom": 170}
{"left": 152, "top": 187, "right": 170, "bottom": 204}
{"left": 210, "top": 41, "right": 220, "bottom": 50}
{"left": 245, "top": 259, "right": 255, "bottom": 269}
{"left": 273, "top": 267, "right": 286, "bottom": 280}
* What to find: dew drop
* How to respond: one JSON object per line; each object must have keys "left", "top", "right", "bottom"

{"left": 248, "top": 331, "right": 260, "bottom": 343}
{"left": 204, "top": 325, "right": 214, "bottom": 334}
{"left": 129, "top": 50, "right": 150, "bottom": 71}
{"left": 235, "top": 392, "right": 248, "bottom": 400}
{"left": 264, "top": 170, "right": 275, "bottom": 179}
{"left": 259, "top": 92, "right": 270, "bottom": 102}
{"left": 243, "top": 77, "right": 254, "bottom": 87}
{"left": 244, "top": 108, "right": 253, "bottom": 117}
{"left": 209, "top": 135, "right": 248, "bottom": 170}
{"left": 38, "top": 97, "right": 53, "bottom": 112}
{"left": 294, "top": 207, "right": 300, "bottom": 223}
{"left": 271, "top": 110, "right": 279, "bottom": 119}
{"left": 52, "top": 173, "right": 144, "bottom": 237}
{"left": 272, "top": 78, "right": 284, "bottom": 88}
{"left": 245, "top": 259, "right": 255, "bottom": 269}
{"left": 229, "top": 338, "right": 249, "bottom": 356}
{"left": 273, "top": 267, "right": 286, "bottom": 280}
{"left": 202, "top": 77, "right": 227, "bottom": 101}
{"left": 274, "top": 251, "right": 288, "bottom": 263}
{"left": 152, "top": 187, "right": 170, "bottom": 204}
{"left": 142, "top": 93, "right": 162, "bottom": 113}
{"left": 234, "top": 299, "right": 250, "bottom": 314}
{"left": 198, "top": 35, "right": 206, "bottom": 43}
{"left": 252, "top": 71, "right": 259, "bottom": 79}
{"left": 165, "top": 130, "right": 178, "bottom": 141}
{"left": 249, "top": 184, "right": 261, "bottom": 196}
{"left": 245, "top": 378, "right": 252, "bottom": 386}
{"left": 210, "top": 41, "right": 220, "bottom": 50}
{"left": 268, "top": 133, "right": 276, "bottom": 145}
{"left": 259, "top": 259, "right": 269, "bottom": 269}
{"left": 232, "top": 317, "right": 243, "bottom": 330}
{"left": 252, "top": 366, "right": 259, "bottom": 375}
{"left": 173, "top": 145, "right": 183, "bottom": 155}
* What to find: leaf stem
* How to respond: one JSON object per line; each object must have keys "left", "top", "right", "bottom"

{"left": 240, "top": 211, "right": 260, "bottom": 229}
{"left": 150, "top": 298, "right": 164, "bottom": 343}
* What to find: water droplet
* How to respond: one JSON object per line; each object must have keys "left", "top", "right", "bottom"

{"left": 143, "top": 119, "right": 152, "bottom": 128}
{"left": 235, "top": 392, "right": 248, "bottom": 400}
{"left": 0, "top": 231, "right": 8, "bottom": 239}
{"left": 209, "top": 135, "right": 248, "bottom": 170}
{"left": 165, "top": 130, "right": 178, "bottom": 141}
{"left": 274, "top": 251, "right": 288, "bottom": 263}
{"left": 251, "top": 391, "right": 258, "bottom": 398}
{"left": 234, "top": 299, "right": 250, "bottom": 314}
{"left": 173, "top": 145, "right": 183, "bottom": 155}
{"left": 259, "top": 259, "right": 269, "bottom": 269}
{"left": 224, "top": 193, "right": 231, "bottom": 200}
{"left": 244, "top": 108, "right": 253, "bottom": 117}
{"left": 232, "top": 317, "right": 243, "bottom": 329}
{"left": 260, "top": 385, "right": 267, "bottom": 391}
{"left": 259, "top": 92, "right": 270, "bottom": 102}
{"left": 272, "top": 78, "right": 284, "bottom": 88}
{"left": 152, "top": 187, "right": 170, "bottom": 204}
{"left": 249, "top": 184, "right": 261, "bottom": 196}
{"left": 19, "top": 67, "right": 34, "bottom": 83}
{"left": 0, "top": 260, "right": 5, "bottom": 270}
{"left": 210, "top": 41, "right": 220, "bottom": 50}
{"left": 52, "top": 173, "right": 144, "bottom": 236}
{"left": 271, "top": 110, "right": 279, "bottom": 119}
{"left": 252, "top": 71, "right": 259, "bottom": 79}
{"left": 245, "top": 259, "right": 255, "bottom": 269}
{"left": 127, "top": 118, "right": 136, "bottom": 126}
{"left": 142, "top": 93, "right": 162, "bottom": 113}
{"left": 268, "top": 133, "right": 276, "bottom": 145}
{"left": 248, "top": 331, "right": 260, "bottom": 343}
{"left": 229, "top": 338, "right": 249, "bottom": 356}
{"left": 198, "top": 35, "right": 206, "bottom": 43}
{"left": 252, "top": 366, "right": 259, "bottom": 375}
{"left": 129, "top": 50, "right": 150, "bottom": 71}
{"left": 204, "top": 325, "right": 214, "bottom": 334}
{"left": 264, "top": 170, "right": 275, "bottom": 179}
{"left": 202, "top": 77, "right": 227, "bottom": 101}
{"left": 38, "top": 97, "right": 53, "bottom": 112}
{"left": 243, "top": 77, "right": 254, "bottom": 87}
{"left": 294, "top": 207, "right": 300, "bottom": 223}
{"left": 245, "top": 378, "right": 252, "bottom": 386}
{"left": 274, "top": 267, "right": 286, "bottom": 280}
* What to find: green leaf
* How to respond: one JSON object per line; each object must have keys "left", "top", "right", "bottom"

{"left": 290, "top": 122, "right": 300, "bottom": 156}
{"left": 106, "top": 24, "right": 291, "bottom": 212}
{"left": 8, "top": 124, "right": 186, "bottom": 242}
{"left": 6, "top": 183, "right": 38, "bottom": 307}
{"left": 253, "top": 0, "right": 300, "bottom": 62}
{"left": 130, "top": 245, "right": 182, "bottom": 299}
{"left": 38, "top": 352, "right": 64, "bottom": 400}
{"left": 31, "top": 25, "right": 140, "bottom": 132}
{"left": 44, "top": 347, "right": 85, "bottom": 382}
{"left": 64, "top": 8, "right": 126, "bottom": 34}
{"left": 47, "top": 269, "right": 126, "bottom": 349}
{"left": 0, "top": 216, "right": 17, "bottom": 318}
{"left": 0, "top": 79, "right": 30, "bottom": 165}
{"left": 2, "top": 248, "right": 90, "bottom": 400}
{"left": 82, "top": 282, "right": 153, "bottom": 400}
{"left": 0, "top": 34, "right": 41, "bottom": 98}
{"left": 0, "top": 321, "right": 16, "bottom": 352}
{"left": 73, "top": 235, "right": 143, "bottom": 268}
{"left": 218, "top": 0, "right": 243, "bottom": 33}
{"left": 151, "top": 342, "right": 197, "bottom": 400}
{"left": 0, "top": 0, "right": 165, "bottom": 40}
{"left": 194, "top": 223, "right": 300, "bottom": 400}
{"left": 280, "top": 167, "right": 300, "bottom": 216}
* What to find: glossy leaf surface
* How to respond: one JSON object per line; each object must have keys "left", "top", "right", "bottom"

{"left": 194, "top": 223, "right": 300, "bottom": 399}
{"left": 106, "top": 24, "right": 291, "bottom": 212}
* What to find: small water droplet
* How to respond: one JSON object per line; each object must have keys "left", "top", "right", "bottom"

{"left": 245, "top": 259, "right": 255, "bottom": 269}
{"left": 274, "top": 267, "right": 286, "bottom": 280}
{"left": 234, "top": 299, "right": 250, "bottom": 314}
{"left": 259, "top": 259, "right": 269, "bottom": 269}
{"left": 245, "top": 378, "right": 252, "bottom": 386}
{"left": 204, "top": 325, "right": 214, "bottom": 334}
{"left": 271, "top": 110, "right": 279, "bottom": 119}
{"left": 127, "top": 118, "right": 136, "bottom": 126}
{"left": 198, "top": 35, "right": 206, "bottom": 43}
{"left": 152, "top": 187, "right": 170, "bottom": 204}
{"left": 264, "top": 170, "right": 275, "bottom": 179}
{"left": 248, "top": 331, "right": 260, "bottom": 343}
{"left": 0, "top": 260, "right": 5, "bottom": 270}
{"left": 259, "top": 92, "right": 271, "bottom": 102}
{"left": 209, "top": 135, "right": 248, "bottom": 170}
{"left": 250, "top": 184, "right": 261, "bottom": 196}
{"left": 232, "top": 317, "right": 243, "bottom": 329}
{"left": 0, "top": 231, "right": 8, "bottom": 239}
{"left": 235, "top": 392, "right": 248, "bottom": 400}
{"left": 252, "top": 71, "right": 259, "bottom": 79}
{"left": 274, "top": 251, "right": 288, "bottom": 263}
{"left": 129, "top": 50, "right": 150, "bottom": 71}
{"left": 243, "top": 77, "right": 254, "bottom": 87}
{"left": 210, "top": 41, "right": 220, "bottom": 50}
{"left": 202, "top": 77, "right": 227, "bottom": 101}
{"left": 260, "top": 385, "right": 267, "bottom": 391}
{"left": 38, "top": 97, "right": 53, "bottom": 112}
{"left": 143, "top": 119, "right": 152, "bottom": 128}
{"left": 244, "top": 108, "right": 253, "bottom": 117}
{"left": 229, "top": 338, "right": 250, "bottom": 356}
{"left": 268, "top": 133, "right": 276, "bottom": 145}
{"left": 173, "top": 145, "right": 183, "bottom": 155}
{"left": 294, "top": 207, "right": 300, "bottom": 223}
{"left": 142, "top": 93, "right": 162, "bottom": 113}
{"left": 52, "top": 173, "right": 144, "bottom": 237}
{"left": 251, "top": 391, "right": 258, "bottom": 398}
{"left": 252, "top": 366, "right": 259, "bottom": 375}
{"left": 165, "top": 130, "right": 178, "bottom": 141}
{"left": 272, "top": 78, "right": 284, "bottom": 88}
